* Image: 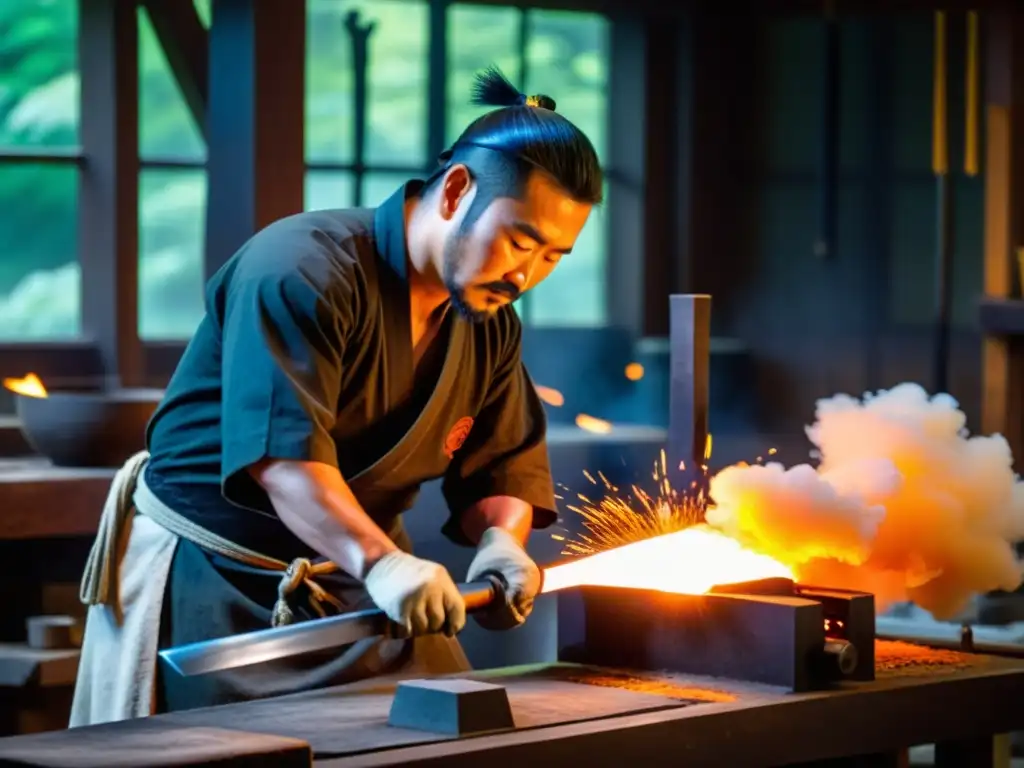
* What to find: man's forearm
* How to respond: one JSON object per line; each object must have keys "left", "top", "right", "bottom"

{"left": 460, "top": 496, "right": 533, "bottom": 546}
{"left": 250, "top": 459, "right": 398, "bottom": 579}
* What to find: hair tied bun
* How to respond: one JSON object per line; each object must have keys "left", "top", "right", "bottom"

{"left": 525, "top": 94, "right": 557, "bottom": 111}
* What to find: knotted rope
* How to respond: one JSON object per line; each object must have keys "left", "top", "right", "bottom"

{"left": 80, "top": 451, "right": 341, "bottom": 627}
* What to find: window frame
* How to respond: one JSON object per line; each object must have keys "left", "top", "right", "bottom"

{"left": 0, "top": 0, "right": 637, "bottom": 411}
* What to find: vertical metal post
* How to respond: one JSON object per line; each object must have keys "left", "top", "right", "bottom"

{"left": 932, "top": 10, "right": 955, "bottom": 395}
{"left": 668, "top": 294, "right": 711, "bottom": 475}
{"left": 345, "top": 11, "right": 375, "bottom": 207}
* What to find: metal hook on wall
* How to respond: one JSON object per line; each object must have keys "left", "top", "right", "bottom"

{"left": 344, "top": 10, "right": 377, "bottom": 207}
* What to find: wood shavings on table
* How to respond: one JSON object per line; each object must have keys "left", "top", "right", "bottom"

{"left": 875, "top": 639, "right": 972, "bottom": 675}
{"left": 538, "top": 666, "right": 735, "bottom": 703}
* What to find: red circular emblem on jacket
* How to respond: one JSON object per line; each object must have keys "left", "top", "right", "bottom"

{"left": 444, "top": 417, "right": 475, "bottom": 459}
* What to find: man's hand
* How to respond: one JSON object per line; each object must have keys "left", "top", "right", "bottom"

{"left": 466, "top": 527, "right": 542, "bottom": 629}
{"left": 364, "top": 551, "right": 467, "bottom": 637}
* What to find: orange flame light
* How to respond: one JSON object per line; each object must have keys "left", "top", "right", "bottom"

{"left": 542, "top": 525, "right": 794, "bottom": 595}
{"left": 546, "top": 447, "right": 793, "bottom": 596}
{"left": 575, "top": 413, "right": 612, "bottom": 434}
{"left": 624, "top": 362, "right": 644, "bottom": 381}
{"left": 4, "top": 373, "right": 47, "bottom": 399}
{"left": 535, "top": 385, "right": 565, "bottom": 407}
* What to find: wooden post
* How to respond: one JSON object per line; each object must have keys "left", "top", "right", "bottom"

{"left": 78, "top": 0, "right": 142, "bottom": 388}
{"left": 204, "top": 0, "right": 305, "bottom": 280}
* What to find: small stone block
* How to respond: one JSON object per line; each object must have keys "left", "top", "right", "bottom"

{"left": 387, "top": 678, "right": 515, "bottom": 736}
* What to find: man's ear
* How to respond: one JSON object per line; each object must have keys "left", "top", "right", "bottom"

{"left": 438, "top": 164, "right": 472, "bottom": 222}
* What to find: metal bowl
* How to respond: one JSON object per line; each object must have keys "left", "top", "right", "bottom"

{"left": 15, "top": 388, "right": 163, "bottom": 468}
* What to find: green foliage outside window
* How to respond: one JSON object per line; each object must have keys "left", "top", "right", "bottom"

{"left": 0, "top": 0, "right": 609, "bottom": 341}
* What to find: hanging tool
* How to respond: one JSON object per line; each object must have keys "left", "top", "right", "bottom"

{"left": 931, "top": 10, "right": 955, "bottom": 395}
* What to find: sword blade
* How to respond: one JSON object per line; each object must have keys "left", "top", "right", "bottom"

{"left": 159, "top": 606, "right": 392, "bottom": 678}
{"left": 158, "top": 576, "right": 505, "bottom": 678}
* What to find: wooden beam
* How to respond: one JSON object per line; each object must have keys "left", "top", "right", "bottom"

{"left": 981, "top": 11, "right": 1024, "bottom": 466}
{"left": 77, "top": 0, "right": 143, "bottom": 388}
{"left": 427, "top": 1, "right": 448, "bottom": 165}
{"left": 605, "top": 17, "right": 646, "bottom": 335}
{"left": 204, "top": 0, "right": 305, "bottom": 279}
{"left": 140, "top": 1, "right": 209, "bottom": 142}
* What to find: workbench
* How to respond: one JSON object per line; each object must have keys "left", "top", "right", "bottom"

{"left": 0, "top": 640, "right": 1020, "bottom": 767}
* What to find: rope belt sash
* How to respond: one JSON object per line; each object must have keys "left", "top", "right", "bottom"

{"left": 79, "top": 451, "right": 342, "bottom": 627}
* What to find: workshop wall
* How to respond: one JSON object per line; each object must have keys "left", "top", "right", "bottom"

{"left": 700, "top": 14, "right": 985, "bottom": 434}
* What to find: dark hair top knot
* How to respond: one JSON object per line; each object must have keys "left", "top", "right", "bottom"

{"left": 471, "top": 66, "right": 557, "bottom": 112}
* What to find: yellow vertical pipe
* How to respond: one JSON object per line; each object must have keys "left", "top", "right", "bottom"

{"left": 965, "top": 10, "right": 980, "bottom": 176}
{"left": 933, "top": 11, "right": 949, "bottom": 176}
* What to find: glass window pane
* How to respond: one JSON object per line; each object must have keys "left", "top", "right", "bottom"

{"left": 524, "top": 10, "right": 609, "bottom": 163}
{"left": 306, "top": 0, "right": 428, "bottom": 167}
{"left": 305, "top": 170, "right": 355, "bottom": 212}
{"left": 139, "top": 8, "right": 206, "bottom": 161}
{"left": 0, "top": 164, "right": 79, "bottom": 338}
{"left": 446, "top": 4, "right": 521, "bottom": 146}
{"left": 363, "top": 172, "right": 411, "bottom": 207}
{"left": 139, "top": 169, "right": 207, "bottom": 340}
{"left": 0, "top": 0, "right": 79, "bottom": 148}
{"left": 520, "top": 11, "right": 609, "bottom": 327}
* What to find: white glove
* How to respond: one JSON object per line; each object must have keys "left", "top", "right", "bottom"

{"left": 364, "top": 551, "right": 466, "bottom": 637}
{"left": 466, "top": 527, "right": 542, "bottom": 626}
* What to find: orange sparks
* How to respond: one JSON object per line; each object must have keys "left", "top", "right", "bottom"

{"left": 576, "top": 414, "right": 612, "bottom": 434}
{"left": 4, "top": 373, "right": 47, "bottom": 399}
{"left": 624, "top": 362, "right": 644, "bottom": 381}
{"left": 562, "top": 451, "right": 709, "bottom": 557}
{"left": 535, "top": 385, "right": 565, "bottom": 407}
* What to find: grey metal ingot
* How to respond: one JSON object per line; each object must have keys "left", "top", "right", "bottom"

{"left": 388, "top": 679, "right": 515, "bottom": 735}
{"left": 669, "top": 294, "right": 711, "bottom": 473}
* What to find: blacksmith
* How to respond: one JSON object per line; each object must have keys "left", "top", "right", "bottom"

{"left": 69, "top": 67, "right": 602, "bottom": 725}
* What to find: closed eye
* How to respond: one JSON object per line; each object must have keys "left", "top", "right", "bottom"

{"left": 511, "top": 238, "right": 531, "bottom": 252}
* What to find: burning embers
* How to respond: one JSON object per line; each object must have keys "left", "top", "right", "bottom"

{"left": 556, "top": 578, "right": 875, "bottom": 692}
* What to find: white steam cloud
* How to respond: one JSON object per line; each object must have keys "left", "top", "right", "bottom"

{"left": 706, "top": 383, "right": 1024, "bottom": 620}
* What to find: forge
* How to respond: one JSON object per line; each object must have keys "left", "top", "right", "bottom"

{"left": 556, "top": 579, "right": 874, "bottom": 691}
{"left": 546, "top": 294, "right": 878, "bottom": 691}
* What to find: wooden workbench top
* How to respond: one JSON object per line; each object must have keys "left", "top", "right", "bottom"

{"left": 1, "top": 641, "right": 1022, "bottom": 767}
{"left": 0, "top": 458, "right": 112, "bottom": 540}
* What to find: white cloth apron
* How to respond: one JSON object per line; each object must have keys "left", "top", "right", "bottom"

{"left": 69, "top": 513, "right": 179, "bottom": 726}
{"left": 68, "top": 451, "right": 342, "bottom": 727}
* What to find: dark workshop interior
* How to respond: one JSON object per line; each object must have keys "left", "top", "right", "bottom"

{"left": 3, "top": 0, "right": 1024, "bottom": 765}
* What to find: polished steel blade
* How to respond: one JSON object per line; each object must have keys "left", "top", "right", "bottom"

{"left": 158, "top": 577, "right": 504, "bottom": 679}
{"left": 158, "top": 607, "right": 392, "bottom": 678}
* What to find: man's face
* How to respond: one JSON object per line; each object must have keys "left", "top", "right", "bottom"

{"left": 440, "top": 171, "right": 592, "bottom": 323}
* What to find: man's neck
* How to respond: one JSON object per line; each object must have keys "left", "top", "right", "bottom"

{"left": 404, "top": 194, "right": 450, "bottom": 343}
